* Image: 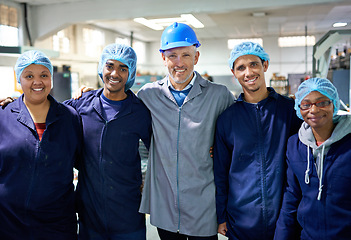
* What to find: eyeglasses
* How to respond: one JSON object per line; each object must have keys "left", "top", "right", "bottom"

{"left": 298, "top": 100, "right": 332, "bottom": 110}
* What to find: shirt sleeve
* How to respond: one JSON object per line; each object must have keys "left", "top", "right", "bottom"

{"left": 223, "top": 88, "right": 235, "bottom": 110}
{"left": 289, "top": 113, "right": 303, "bottom": 137}
{"left": 213, "top": 114, "right": 233, "bottom": 224}
{"left": 274, "top": 139, "right": 302, "bottom": 240}
{"left": 63, "top": 98, "right": 77, "bottom": 109}
{"left": 140, "top": 108, "right": 152, "bottom": 150}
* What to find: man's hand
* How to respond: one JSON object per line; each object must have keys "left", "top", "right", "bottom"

{"left": 0, "top": 97, "right": 14, "bottom": 109}
{"left": 218, "top": 222, "right": 227, "bottom": 236}
{"left": 72, "top": 85, "right": 94, "bottom": 100}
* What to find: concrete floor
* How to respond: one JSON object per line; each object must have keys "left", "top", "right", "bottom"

{"left": 146, "top": 215, "right": 228, "bottom": 240}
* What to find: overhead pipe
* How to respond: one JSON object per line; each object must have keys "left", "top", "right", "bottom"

{"left": 305, "top": 25, "right": 307, "bottom": 74}
{"left": 130, "top": 31, "right": 134, "bottom": 47}
{"left": 23, "top": 3, "right": 33, "bottom": 46}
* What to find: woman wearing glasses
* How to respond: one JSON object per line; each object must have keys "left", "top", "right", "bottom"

{"left": 274, "top": 77, "right": 351, "bottom": 240}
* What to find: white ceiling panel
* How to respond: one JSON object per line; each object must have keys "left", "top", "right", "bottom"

{"left": 4, "top": 0, "right": 351, "bottom": 42}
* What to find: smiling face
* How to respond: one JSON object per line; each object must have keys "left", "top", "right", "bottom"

{"left": 20, "top": 64, "right": 51, "bottom": 105}
{"left": 162, "top": 45, "right": 199, "bottom": 89}
{"left": 102, "top": 59, "right": 129, "bottom": 100}
{"left": 231, "top": 54, "right": 268, "bottom": 99}
{"left": 300, "top": 91, "right": 334, "bottom": 130}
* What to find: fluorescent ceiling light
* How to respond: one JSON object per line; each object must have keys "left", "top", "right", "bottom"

{"left": 134, "top": 14, "right": 204, "bottom": 30}
{"left": 278, "top": 36, "right": 316, "bottom": 47}
{"left": 151, "top": 17, "right": 184, "bottom": 27}
{"left": 181, "top": 14, "right": 204, "bottom": 28}
{"left": 252, "top": 12, "right": 266, "bottom": 17}
{"left": 134, "top": 18, "right": 164, "bottom": 30}
{"left": 333, "top": 22, "right": 347, "bottom": 28}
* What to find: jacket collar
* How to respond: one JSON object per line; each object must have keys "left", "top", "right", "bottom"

{"left": 158, "top": 71, "right": 209, "bottom": 105}
{"left": 10, "top": 94, "right": 62, "bottom": 131}
{"left": 237, "top": 87, "right": 278, "bottom": 103}
{"left": 91, "top": 88, "right": 135, "bottom": 121}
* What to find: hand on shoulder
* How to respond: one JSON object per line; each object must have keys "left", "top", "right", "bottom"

{"left": 72, "top": 85, "right": 94, "bottom": 99}
{"left": 0, "top": 97, "right": 15, "bottom": 109}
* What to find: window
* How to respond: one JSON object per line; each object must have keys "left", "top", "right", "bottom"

{"left": 53, "top": 30, "right": 70, "bottom": 53}
{"left": 115, "top": 37, "right": 129, "bottom": 46}
{"left": 114, "top": 38, "right": 147, "bottom": 64}
{"left": 0, "top": 4, "right": 18, "bottom": 46}
{"left": 278, "top": 36, "right": 315, "bottom": 47}
{"left": 0, "top": 25, "right": 18, "bottom": 46}
{"left": 83, "top": 28, "right": 105, "bottom": 57}
{"left": 228, "top": 38, "right": 263, "bottom": 49}
{"left": 133, "top": 41, "right": 146, "bottom": 64}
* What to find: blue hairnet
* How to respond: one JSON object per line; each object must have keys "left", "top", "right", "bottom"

{"left": 15, "top": 50, "right": 53, "bottom": 84}
{"left": 228, "top": 41, "right": 270, "bottom": 69}
{"left": 98, "top": 43, "right": 137, "bottom": 91}
{"left": 294, "top": 77, "right": 340, "bottom": 120}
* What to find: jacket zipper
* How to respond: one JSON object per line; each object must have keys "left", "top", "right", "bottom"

{"left": 255, "top": 104, "right": 268, "bottom": 235}
{"left": 25, "top": 135, "right": 40, "bottom": 231}
{"left": 177, "top": 106, "right": 182, "bottom": 232}
{"left": 100, "top": 120, "right": 109, "bottom": 232}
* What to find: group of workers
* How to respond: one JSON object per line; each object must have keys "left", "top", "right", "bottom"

{"left": 0, "top": 21, "right": 350, "bottom": 240}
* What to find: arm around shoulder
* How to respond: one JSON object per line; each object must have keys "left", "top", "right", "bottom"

{"left": 274, "top": 138, "right": 302, "bottom": 240}
{"left": 213, "top": 113, "right": 233, "bottom": 225}
{"left": 213, "top": 84, "right": 235, "bottom": 113}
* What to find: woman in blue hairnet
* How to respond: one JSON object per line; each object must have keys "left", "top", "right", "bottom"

{"left": 0, "top": 50, "right": 83, "bottom": 239}
{"left": 274, "top": 78, "right": 351, "bottom": 239}
{"left": 65, "top": 43, "right": 152, "bottom": 240}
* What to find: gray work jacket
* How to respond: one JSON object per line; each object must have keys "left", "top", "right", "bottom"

{"left": 138, "top": 72, "right": 234, "bottom": 236}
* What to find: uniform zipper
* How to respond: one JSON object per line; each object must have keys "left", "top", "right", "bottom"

{"left": 176, "top": 106, "right": 182, "bottom": 232}
{"left": 255, "top": 104, "right": 268, "bottom": 235}
{"left": 100, "top": 120, "right": 109, "bottom": 232}
{"left": 25, "top": 135, "right": 40, "bottom": 228}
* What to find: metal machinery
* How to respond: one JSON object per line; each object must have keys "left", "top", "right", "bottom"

{"left": 312, "top": 29, "right": 351, "bottom": 111}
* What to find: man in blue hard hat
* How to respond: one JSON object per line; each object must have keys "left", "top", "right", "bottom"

{"left": 138, "top": 22, "right": 235, "bottom": 240}
{"left": 213, "top": 42, "right": 302, "bottom": 240}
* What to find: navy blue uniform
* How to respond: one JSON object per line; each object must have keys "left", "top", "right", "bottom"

{"left": 214, "top": 88, "right": 301, "bottom": 240}
{"left": 65, "top": 89, "right": 152, "bottom": 237}
{"left": 0, "top": 95, "right": 82, "bottom": 240}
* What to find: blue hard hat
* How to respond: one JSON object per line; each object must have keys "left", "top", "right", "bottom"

{"left": 159, "top": 22, "right": 201, "bottom": 52}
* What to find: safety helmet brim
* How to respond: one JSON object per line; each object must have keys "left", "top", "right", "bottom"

{"left": 159, "top": 41, "right": 200, "bottom": 52}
